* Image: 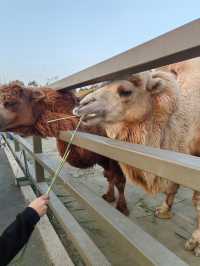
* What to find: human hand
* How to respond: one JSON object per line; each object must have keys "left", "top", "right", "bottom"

{"left": 29, "top": 195, "right": 49, "bottom": 217}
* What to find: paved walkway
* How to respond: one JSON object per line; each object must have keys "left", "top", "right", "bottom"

{"left": 0, "top": 148, "right": 51, "bottom": 266}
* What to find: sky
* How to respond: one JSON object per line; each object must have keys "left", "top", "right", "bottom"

{"left": 0, "top": 0, "right": 199, "bottom": 85}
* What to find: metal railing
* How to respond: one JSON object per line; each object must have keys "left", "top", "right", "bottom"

{"left": 4, "top": 18, "right": 200, "bottom": 265}
{"left": 4, "top": 134, "right": 187, "bottom": 266}
{"left": 50, "top": 19, "right": 200, "bottom": 90}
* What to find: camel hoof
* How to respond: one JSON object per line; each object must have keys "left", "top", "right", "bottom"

{"left": 185, "top": 238, "right": 197, "bottom": 251}
{"left": 185, "top": 230, "right": 200, "bottom": 256}
{"left": 185, "top": 239, "right": 200, "bottom": 256}
{"left": 194, "top": 245, "right": 200, "bottom": 257}
{"left": 116, "top": 202, "right": 130, "bottom": 216}
{"left": 185, "top": 236, "right": 200, "bottom": 256}
{"left": 102, "top": 193, "right": 115, "bottom": 203}
{"left": 155, "top": 207, "right": 173, "bottom": 219}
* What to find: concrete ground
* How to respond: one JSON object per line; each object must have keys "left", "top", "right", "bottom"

{"left": 0, "top": 147, "right": 52, "bottom": 266}
{"left": 48, "top": 150, "right": 200, "bottom": 265}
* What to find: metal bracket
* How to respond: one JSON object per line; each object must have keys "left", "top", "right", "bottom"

{"left": 15, "top": 176, "right": 30, "bottom": 187}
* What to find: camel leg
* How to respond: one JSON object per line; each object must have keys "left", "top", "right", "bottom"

{"left": 114, "top": 174, "right": 129, "bottom": 216}
{"left": 102, "top": 160, "right": 129, "bottom": 215}
{"left": 155, "top": 183, "right": 179, "bottom": 219}
{"left": 102, "top": 170, "right": 129, "bottom": 216}
{"left": 102, "top": 168, "right": 116, "bottom": 203}
{"left": 185, "top": 191, "right": 200, "bottom": 256}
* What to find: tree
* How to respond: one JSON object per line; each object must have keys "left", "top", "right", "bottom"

{"left": 28, "top": 80, "right": 38, "bottom": 86}
{"left": 46, "top": 76, "right": 59, "bottom": 85}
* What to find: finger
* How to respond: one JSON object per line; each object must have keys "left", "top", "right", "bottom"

{"left": 40, "top": 197, "right": 49, "bottom": 203}
{"left": 41, "top": 195, "right": 49, "bottom": 200}
{"left": 43, "top": 198, "right": 49, "bottom": 204}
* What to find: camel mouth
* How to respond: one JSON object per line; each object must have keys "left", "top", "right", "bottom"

{"left": 82, "top": 113, "right": 98, "bottom": 121}
{"left": 74, "top": 108, "right": 104, "bottom": 126}
{"left": 73, "top": 103, "right": 105, "bottom": 125}
{"left": 81, "top": 112, "right": 103, "bottom": 125}
{"left": 73, "top": 107, "right": 101, "bottom": 120}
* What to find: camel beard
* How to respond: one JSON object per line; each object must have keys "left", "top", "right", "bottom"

{"left": 34, "top": 111, "right": 77, "bottom": 138}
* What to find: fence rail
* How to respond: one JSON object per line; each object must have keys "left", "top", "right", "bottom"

{"left": 59, "top": 131, "right": 200, "bottom": 192}
{"left": 3, "top": 134, "right": 188, "bottom": 266}
{"left": 50, "top": 19, "right": 200, "bottom": 91}
{"left": 3, "top": 19, "right": 200, "bottom": 265}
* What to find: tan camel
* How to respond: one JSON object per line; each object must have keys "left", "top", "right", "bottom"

{"left": 74, "top": 70, "right": 200, "bottom": 256}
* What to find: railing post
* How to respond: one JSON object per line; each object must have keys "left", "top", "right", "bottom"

{"left": 32, "top": 136, "right": 45, "bottom": 182}
{"left": 14, "top": 139, "right": 20, "bottom": 152}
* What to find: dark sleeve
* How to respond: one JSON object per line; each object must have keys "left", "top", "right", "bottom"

{"left": 0, "top": 207, "right": 40, "bottom": 266}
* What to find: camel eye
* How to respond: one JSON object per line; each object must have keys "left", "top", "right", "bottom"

{"left": 4, "top": 101, "right": 17, "bottom": 108}
{"left": 118, "top": 90, "right": 132, "bottom": 97}
{"left": 117, "top": 85, "right": 133, "bottom": 97}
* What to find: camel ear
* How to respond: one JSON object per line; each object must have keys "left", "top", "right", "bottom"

{"left": 31, "top": 90, "right": 45, "bottom": 102}
{"left": 147, "top": 75, "right": 166, "bottom": 95}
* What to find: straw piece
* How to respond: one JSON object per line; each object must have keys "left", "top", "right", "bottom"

{"left": 45, "top": 116, "right": 83, "bottom": 195}
{"left": 47, "top": 115, "right": 77, "bottom": 123}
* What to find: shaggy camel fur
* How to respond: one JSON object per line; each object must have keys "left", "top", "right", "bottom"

{"left": 0, "top": 82, "right": 128, "bottom": 215}
{"left": 75, "top": 70, "right": 200, "bottom": 256}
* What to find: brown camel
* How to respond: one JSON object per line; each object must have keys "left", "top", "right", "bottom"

{"left": 75, "top": 69, "right": 200, "bottom": 256}
{"left": 0, "top": 82, "right": 128, "bottom": 215}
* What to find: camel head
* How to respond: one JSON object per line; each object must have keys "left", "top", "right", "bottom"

{"left": 74, "top": 71, "right": 178, "bottom": 126}
{"left": 0, "top": 82, "right": 45, "bottom": 131}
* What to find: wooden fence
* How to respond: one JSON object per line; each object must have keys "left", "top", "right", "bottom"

{"left": 3, "top": 18, "right": 200, "bottom": 266}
